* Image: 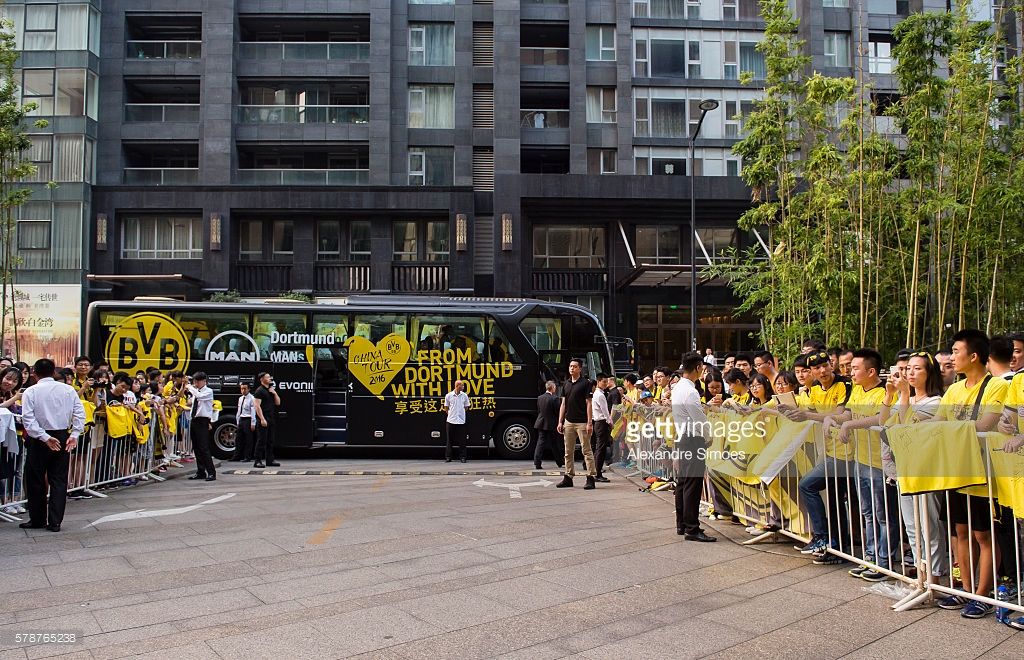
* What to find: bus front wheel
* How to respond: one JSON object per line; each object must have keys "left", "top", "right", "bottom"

{"left": 211, "top": 420, "right": 237, "bottom": 460}
{"left": 494, "top": 417, "right": 535, "bottom": 460}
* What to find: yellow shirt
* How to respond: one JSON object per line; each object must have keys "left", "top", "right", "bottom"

{"left": 934, "top": 375, "right": 1008, "bottom": 422}
{"left": 104, "top": 404, "right": 134, "bottom": 439}
{"left": 809, "top": 377, "right": 852, "bottom": 414}
{"left": 731, "top": 391, "right": 753, "bottom": 407}
{"left": 1004, "top": 372, "right": 1024, "bottom": 433}
{"left": 848, "top": 383, "right": 886, "bottom": 467}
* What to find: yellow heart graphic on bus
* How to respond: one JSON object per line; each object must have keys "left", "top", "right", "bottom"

{"left": 345, "top": 333, "right": 411, "bottom": 400}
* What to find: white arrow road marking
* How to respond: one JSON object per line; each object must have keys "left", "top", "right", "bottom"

{"left": 85, "top": 493, "right": 237, "bottom": 528}
{"left": 473, "top": 478, "right": 553, "bottom": 499}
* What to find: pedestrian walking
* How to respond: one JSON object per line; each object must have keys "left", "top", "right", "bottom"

{"left": 533, "top": 380, "right": 563, "bottom": 470}
{"left": 253, "top": 372, "right": 281, "bottom": 469}
{"left": 20, "top": 359, "right": 86, "bottom": 532}
{"left": 443, "top": 380, "right": 471, "bottom": 463}
{"left": 556, "top": 358, "right": 597, "bottom": 490}
{"left": 673, "top": 351, "right": 716, "bottom": 542}
{"left": 232, "top": 382, "right": 256, "bottom": 462}
{"left": 186, "top": 372, "right": 216, "bottom": 481}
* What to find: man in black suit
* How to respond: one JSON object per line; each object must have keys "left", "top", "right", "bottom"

{"left": 533, "top": 380, "right": 563, "bottom": 470}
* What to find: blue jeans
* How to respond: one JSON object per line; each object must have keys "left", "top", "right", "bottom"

{"left": 856, "top": 464, "right": 900, "bottom": 569}
{"left": 798, "top": 458, "right": 853, "bottom": 539}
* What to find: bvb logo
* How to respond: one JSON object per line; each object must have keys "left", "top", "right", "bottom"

{"left": 105, "top": 312, "right": 190, "bottom": 373}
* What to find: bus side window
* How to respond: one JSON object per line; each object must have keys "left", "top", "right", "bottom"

{"left": 486, "top": 319, "right": 522, "bottom": 363}
{"left": 353, "top": 314, "right": 408, "bottom": 344}
{"left": 411, "top": 316, "right": 485, "bottom": 361}
{"left": 253, "top": 313, "right": 308, "bottom": 360}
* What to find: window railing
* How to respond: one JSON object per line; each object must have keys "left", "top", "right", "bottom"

{"left": 124, "top": 103, "right": 201, "bottom": 122}
{"left": 520, "top": 47, "right": 570, "bottom": 66}
{"left": 123, "top": 168, "right": 199, "bottom": 185}
{"left": 237, "top": 41, "right": 370, "bottom": 61}
{"left": 236, "top": 105, "right": 369, "bottom": 124}
{"left": 531, "top": 269, "right": 608, "bottom": 293}
{"left": 315, "top": 262, "right": 371, "bottom": 293}
{"left": 521, "top": 109, "right": 570, "bottom": 128}
{"left": 237, "top": 169, "right": 370, "bottom": 185}
{"left": 125, "top": 40, "right": 202, "bottom": 60}
{"left": 523, "top": 0, "right": 568, "bottom": 4}
{"left": 237, "top": 262, "right": 293, "bottom": 294}
{"left": 392, "top": 262, "right": 449, "bottom": 293}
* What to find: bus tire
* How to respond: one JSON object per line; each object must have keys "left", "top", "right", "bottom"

{"left": 494, "top": 417, "right": 535, "bottom": 460}
{"left": 211, "top": 420, "right": 237, "bottom": 460}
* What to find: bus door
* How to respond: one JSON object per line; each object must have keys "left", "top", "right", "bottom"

{"left": 312, "top": 314, "right": 351, "bottom": 444}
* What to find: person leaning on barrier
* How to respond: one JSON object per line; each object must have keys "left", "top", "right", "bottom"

{"left": 924, "top": 329, "right": 1008, "bottom": 618}
{"left": 185, "top": 372, "right": 217, "bottom": 481}
{"left": 556, "top": 358, "right": 597, "bottom": 490}
{"left": 19, "top": 359, "right": 85, "bottom": 533}
{"left": 534, "top": 380, "right": 563, "bottom": 470}
{"left": 673, "top": 351, "right": 715, "bottom": 542}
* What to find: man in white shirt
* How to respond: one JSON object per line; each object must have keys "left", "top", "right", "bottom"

{"left": 20, "top": 359, "right": 86, "bottom": 532}
{"left": 591, "top": 373, "right": 613, "bottom": 483}
{"left": 185, "top": 372, "right": 216, "bottom": 481}
{"left": 442, "top": 380, "right": 472, "bottom": 463}
{"left": 232, "top": 382, "right": 256, "bottom": 462}
{"left": 672, "top": 352, "right": 716, "bottom": 542}
{"left": 704, "top": 349, "right": 717, "bottom": 368}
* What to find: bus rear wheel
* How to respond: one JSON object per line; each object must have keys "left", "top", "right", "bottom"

{"left": 211, "top": 420, "right": 237, "bottom": 460}
{"left": 494, "top": 417, "right": 535, "bottom": 460}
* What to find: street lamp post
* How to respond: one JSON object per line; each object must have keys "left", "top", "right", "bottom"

{"left": 689, "top": 99, "right": 719, "bottom": 353}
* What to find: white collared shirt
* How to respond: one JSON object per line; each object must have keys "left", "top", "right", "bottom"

{"left": 671, "top": 377, "right": 709, "bottom": 439}
{"left": 186, "top": 384, "right": 215, "bottom": 419}
{"left": 237, "top": 392, "right": 255, "bottom": 420}
{"left": 21, "top": 377, "right": 86, "bottom": 441}
{"left": 444, "top": 390, "right": 471, "bottom": 424}
{"left": 592, "top": 387, "right": 611, "bottom": 422}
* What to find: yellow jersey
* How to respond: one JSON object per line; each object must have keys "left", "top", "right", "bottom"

{"left": 1004, "top": 372, "right": 1024, "bottom": 434}
{"left": 848, "top": 382, "right": 886, "bottom": 467}
{"left": 934, "top": 375, "right": 1008, "bottom": 422}
{"left": 809, "top": 376, "right": 852, "bottom": 414}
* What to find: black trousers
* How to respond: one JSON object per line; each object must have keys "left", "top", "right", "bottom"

{"left": 593, "top": 420, "right": 611, "bottom": 476}
{"left": 255, "top": 423, "right": 276, "bottom": 464}
{"left": 26, "top": 430, "right": 70, "bottom": 526}
{"left": 674, "top": 436, "right": 707, "bottom": 535}
{"left": 445, "top": 422, "right": 468, "bottom": 460}
{"left": 191, "top": 416, "right": 216, "bottom": 477}
{"left": 533, "top": 429, "right": 564, "bottom": 467}
{"left": 234, "top": 418, "right": 254, "bottom": 461}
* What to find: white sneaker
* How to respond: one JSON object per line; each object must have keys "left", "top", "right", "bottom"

{"left": 15, "top": 505, "right": 26, "bottom": 514}
{"left": 1, "top": 505, "right": 16, "bottom": 514}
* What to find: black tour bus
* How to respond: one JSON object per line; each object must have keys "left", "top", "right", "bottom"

{"left": 84, "top": 296, "right": 616, "bottom": 459}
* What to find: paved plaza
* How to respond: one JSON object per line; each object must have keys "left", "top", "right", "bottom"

{"left": 0, "top": 459, "right": 1021, "bottom": 659}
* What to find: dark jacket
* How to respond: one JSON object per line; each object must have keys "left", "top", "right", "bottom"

{"left": 534, "top": 391, "right": 561, "bottom": 431}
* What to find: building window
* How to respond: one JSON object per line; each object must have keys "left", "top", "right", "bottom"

{"left": 724, "top": 101, "right": 739, "bottom": 138}
{"left": 586, "top": 87, "right": 616, "bottom": 123}
{"left": 653, "top": 99, "right": 687, "bottom": 138}
{"left": 537, "top": 295, "right": 605, "bottom": 327}
{"left": 823, "top": 0, "right": 850, "bottom": 6}
{"left": 697, "top": 227, "right": 738, "bottom": 260}
{"left": 532, "top": 226, "right": 606, "bottom": 269}
{"left": 409, "top": 23, "right": 455, "bottom": 66}
{"left": 121, "top": 216, "right": 203, "bottom": 259}
{"left": 53, "top": 134, "right": 88, "bottom": 182}
{"left": 272, "top": 221, "right": 293, "bottom": 258}
{"left": 393, "top": 220, "right": 449, "bottom": 262}
{"left": 22, "top": 69, "right": 54, "bottom": 116}
{"left": 22, "top": 68, "right": 97, "bottom": 118}
{"left": 350, "top": 221, "right": 371, "bottom": 260}
{"left": 408, "top": 85, "right": 455, "bottom": 129}
{"left": 726, "top": 158, "right": 741, "bottom": 176}
{"left": 587, "top": 149, "right": 616, "bottom": 175}
{"left": 239, "top": 220, "right": 263, "bottom": 261}
{"left": 56, "top": 4, "right": 90, "bottom": 50}
{"left": 408, "top": 147, "right": 454, "bottom": 186}
{"left": 722, "top": 0, "right": 737, "bottom": 19}
{"left": 634, "top": 97, "right": 649, "bottom": 137}
{"left": 868, "top": 37, "right": 894, "bottom": 74}
{"left": 644, "top": 0, "right": 687, "bottom": 18}
{"left": 317, "top": 221, "right": 341, "bottom": 258}
{"left": 633, "top": 1, "right": 650, "bottom": 18}
{"left": 738, "top": 0, "right": 760, "bottom": 19}
{"left": 23, "top": 4, "right": 56, "bottom": 51}
{"left": 724, "top": 41, "right": 738, "bottom": 80}
{"left": 634, "top": 39, "right": 649, "bottom": 77}
{"left": 651, "top": 40, "right": 686, "bottom": 78}
{"left": 740, "top": 42, "right": 767, "bottom": 80}
{"left": 24, "top": 135, "right": 53, "bottom": 182}
{"left": 688, "top": 41, "right": 701, "bottom": 78}
{"left": 585, "top": 26, "right": 615, "bottom": 62}
{"left": 17, "top": 202, "right": 52, "bottom": 250}
{"left": 687, "top": 0, "right": 701, "bottom": 18}
{"left": 636, "top": 226, "right": 680, "bottom": 264}
{"left": 824, "top": 32, "right": 850, "bottom": 68}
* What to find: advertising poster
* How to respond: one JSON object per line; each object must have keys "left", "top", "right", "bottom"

{"left": 2, "top": 284, "right": 81, "bottom": 367}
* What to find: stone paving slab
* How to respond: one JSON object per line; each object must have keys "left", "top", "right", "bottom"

{"left": 0, "top": 458, "right": 1018, "bottom": 660}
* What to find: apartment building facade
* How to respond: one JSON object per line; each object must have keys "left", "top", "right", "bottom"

{"left": 8, "top": 0, "right": 1001, "bottom": 366}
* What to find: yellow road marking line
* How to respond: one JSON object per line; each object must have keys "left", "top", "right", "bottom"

{"left": 306, "top": 514, "right": 345, "bottom": 545}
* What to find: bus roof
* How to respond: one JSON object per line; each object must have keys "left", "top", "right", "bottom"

{"left": 87, "top": 295, "right": 599, "bottom": 319}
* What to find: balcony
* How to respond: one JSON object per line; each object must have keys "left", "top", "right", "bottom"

{"left": 124, "top": 103, "right": 200, "bottom": 122}
{"left": 237, "top": 262, "right": 293, "bottom": 295}
{"left": 520, "top": 109, "right": 569, "bottom": 128}
{"left": 532, "top": 269, "right": 608, "bottom": 293}
{"left": 519, "top": 48, "right": 569, "bottom": 66}
{"left": 126, "top": 40, "right": 202, "bottom": 60}
{"left": 123, "top": 168, "right": 199, "bottom": 185}
{"left": 237, "top": 105, "right": 369, "bottom": 124}
{"left": 237, "top": 41, "right": 370, "bottom": 61}
{"left": 237, "top": 169, "right": 369, "bottom": 185}
{"left": 315, "top": 262, "right": 371, "bottom": 293}
{"left": 392, "top": 263, "right": 449, "bottom": 293}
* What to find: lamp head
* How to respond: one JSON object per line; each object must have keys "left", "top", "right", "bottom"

{"left": 698, "top": 99, "right": 720, "bottom": 112}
